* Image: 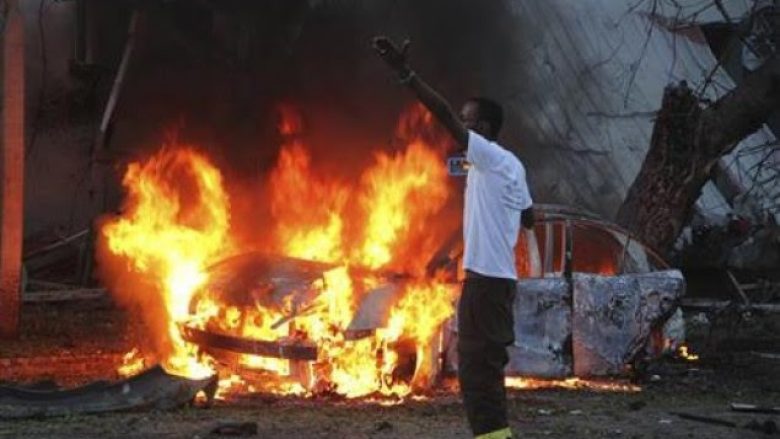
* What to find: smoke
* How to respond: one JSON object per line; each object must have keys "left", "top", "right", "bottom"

{"left": 98, "top": 0, "right": 530, "bottom": 253}
{"left": 108, "top": 0, "right": 523, "bottom": 172}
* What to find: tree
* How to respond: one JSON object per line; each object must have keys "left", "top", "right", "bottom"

{"left": 616, "top": 4, "right": 779, "bottom": 255}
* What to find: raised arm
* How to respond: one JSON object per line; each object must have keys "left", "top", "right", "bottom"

{"left": 372, "top": 36, "right": 468, "bottom": 148}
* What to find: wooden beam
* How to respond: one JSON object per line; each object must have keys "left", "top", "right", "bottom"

{"left": 86, "top": 8, "right": 138, "bottom": 215}
{"left": 0, "top": 1, "right": 25, "bottom": 339}
{"left": 23, "top": 228, "right": 88, "bottom": 260}
{"left": 95, "top": 10, "right": 139, "bottom": 153}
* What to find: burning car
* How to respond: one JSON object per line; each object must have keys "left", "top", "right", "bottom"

{"left": 175, "top": 204, "right": 684, "bottom": 398}
{"left": 97, "top": 105, "right": 683, "bottom": 400}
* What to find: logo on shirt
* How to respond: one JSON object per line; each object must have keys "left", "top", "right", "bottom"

{"left": 446, "top": 156, "right": 470, "bottom": 176}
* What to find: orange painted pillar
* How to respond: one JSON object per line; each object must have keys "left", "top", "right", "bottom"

{"left": 0, "top": 1, "right": 25, "bottom": 339}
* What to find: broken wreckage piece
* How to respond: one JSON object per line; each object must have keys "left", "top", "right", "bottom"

{"left": 0, "top": 366, "right": 216, "bottom": 419}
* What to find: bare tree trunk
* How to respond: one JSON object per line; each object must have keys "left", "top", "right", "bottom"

{"left": 0, "top": 0, "right": 25, "bottom": 339}
{"left": 616, "top": 56, "right": 780, "bottom": 254}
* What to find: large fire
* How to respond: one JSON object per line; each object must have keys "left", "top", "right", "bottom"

{"left": 101, "top": 146, "right": 232, "bottom": 379}
{"left": 101, "top": 104, "right": 458, "bottom": 399}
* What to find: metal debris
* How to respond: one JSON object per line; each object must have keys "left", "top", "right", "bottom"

{"left": 199, "top": 252, "right": 334, "bottom": 310}
{"left": 449, "top": 270, "right": 685, "bottom": 378}
{"left": 345, "top": 283, "right": 401, "bottom": 339}
{"left": 0, "top": 366, "right": 215, "bottom": 419}
{"left": 181, "top": 325, "right": 318, "bottom": 361}
{"left": 572, "top": 271, "right": 683, "bottom": 376}
{"left": 507, "top": 277, "right": 572, "bottom": 378}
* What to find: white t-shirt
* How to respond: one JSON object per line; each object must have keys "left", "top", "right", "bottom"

{"left": 463, "top": 131, "right": 533, "bottom": 280}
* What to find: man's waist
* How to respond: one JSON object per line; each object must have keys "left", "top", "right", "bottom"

{"left": 462, "top": 253, "right": 517, "bottom": 280}
{"left": 465, "top": 269, "right": 516, "bottom": 282}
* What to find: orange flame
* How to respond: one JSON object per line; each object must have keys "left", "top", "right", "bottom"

{"left": 269, "top": 143, "right": 349, "bottom": 263}
{"left": 117, "top": 348, "right": 146, "bottom": 378}
{"left": 101, "top": 105, "right": 459, "bottom": 399}
{"left": 385, "top": 278, "right": 455, "bottom": 391}
{"left": 505, "top": 377, "right": 640, "bottom": 392}
{"left": 101, "top": 146, "right": 232, "bottom": 378}
{"left": 358, "top": 142, "right": 449, "bottom": 272}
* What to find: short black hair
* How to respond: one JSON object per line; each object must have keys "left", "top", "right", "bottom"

{"left": 467, "top": 97, "right": 504, "bottom": 139}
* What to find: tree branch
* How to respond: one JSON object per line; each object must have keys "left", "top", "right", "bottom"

{"left": 700, "top": 55, "right": 780, "bottom": 157}
{"left": 712, "top": 0, "right": 733, "bottom": 24}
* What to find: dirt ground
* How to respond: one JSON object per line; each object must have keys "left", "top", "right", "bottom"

{"left": 1, "top": 302, "right": 779, "bottom": 439}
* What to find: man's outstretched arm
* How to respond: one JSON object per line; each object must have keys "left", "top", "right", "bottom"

{"left": 372, "top": 36, "right": 468, "bottom": 148}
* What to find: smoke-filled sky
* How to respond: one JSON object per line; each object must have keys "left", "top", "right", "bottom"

{"left": 110, "top": 0, "right": 527, "bottom": 181}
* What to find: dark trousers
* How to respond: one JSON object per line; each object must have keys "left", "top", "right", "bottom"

{"left": 457, "top": 271, "right": 516, "bottom": 436}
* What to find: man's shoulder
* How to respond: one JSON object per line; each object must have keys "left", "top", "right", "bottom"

{"left": 468, "top": 131, "right": 527, "bottom": 175}
{"left": 493, "top": 142, "right": 524, "bottom": 171}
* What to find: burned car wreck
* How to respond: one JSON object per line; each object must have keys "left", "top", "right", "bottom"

{"left": 181, "top": 204, "right": 685, "bottom": 392}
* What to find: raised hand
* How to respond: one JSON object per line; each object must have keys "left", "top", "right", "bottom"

{"left": 372, "top": 36, "right": 411, "bottom": 75}
{"left": 371, "top": 34, "right": 467, "bottom": 146}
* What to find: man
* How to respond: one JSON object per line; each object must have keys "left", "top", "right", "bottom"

{"left": 373, "top": 37, "right": 534, "bottom": 439}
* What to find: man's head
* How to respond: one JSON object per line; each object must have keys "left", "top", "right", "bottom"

{"left": 460, "top": 97, "right": 504, "bottom": 141}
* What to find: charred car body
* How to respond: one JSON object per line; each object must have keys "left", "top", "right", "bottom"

{"left": 182, "top": 204, "right": 685, "bottom": 391}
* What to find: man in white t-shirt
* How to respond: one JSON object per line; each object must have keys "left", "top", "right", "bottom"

{"left": 374, "top": 37, "right": 534, "bottom": 439}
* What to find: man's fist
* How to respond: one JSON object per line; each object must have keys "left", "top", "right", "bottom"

{"left": 372, "top": 36, "right": 411, "bottom": 74}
